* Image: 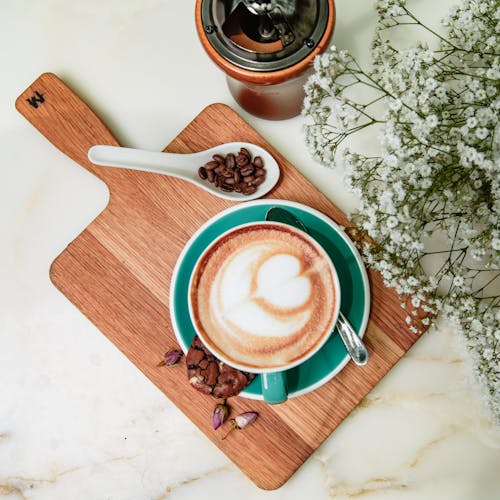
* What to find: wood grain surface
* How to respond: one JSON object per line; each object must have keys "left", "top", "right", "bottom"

{"left": 16, "top": 73, "right": 420, "bottom": 490}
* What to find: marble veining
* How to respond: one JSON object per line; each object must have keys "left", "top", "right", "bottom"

{"left": 1, "top": 454, "right": 140, "bottom": 496}
{"left": 1, "top": 0, "right": 499, "bottom": 498}
{"left": 155, "top": 465, "right": 232, "bottom": 500}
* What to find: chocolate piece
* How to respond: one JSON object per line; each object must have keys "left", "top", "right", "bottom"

{"left": 186, "top": 336, "right": 255, "bottom": 398}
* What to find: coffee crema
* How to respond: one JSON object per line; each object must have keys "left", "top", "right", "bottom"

{"left": 190, "top": 223, "right": 337, "bottom": 370}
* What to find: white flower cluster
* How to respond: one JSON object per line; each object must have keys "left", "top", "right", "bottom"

{"left": 304, "top": 0, "right": 499, "bottom": 420}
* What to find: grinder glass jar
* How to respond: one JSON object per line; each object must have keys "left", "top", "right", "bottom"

{"left": 195, "top": 0, "right": 335, "bottom": 120}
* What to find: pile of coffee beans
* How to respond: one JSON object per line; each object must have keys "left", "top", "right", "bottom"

{"left": 198, "top": 147, "right": 266, "bottom": 195}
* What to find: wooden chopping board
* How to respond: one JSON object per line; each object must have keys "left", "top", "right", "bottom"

{"left": 16, "top": 73, "right": 419, "bottom": 490}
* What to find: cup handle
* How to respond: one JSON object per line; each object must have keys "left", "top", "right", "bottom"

{"left": 261, "top": 371, "right": 288, "bottom": 404}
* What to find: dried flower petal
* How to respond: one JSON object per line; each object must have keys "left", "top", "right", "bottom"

{"left": 212, "top": 400, "right": 229, "bottom": 430}
{"left": 222, "top": 412, "right": 258, "bottom": 439}
{"left": 234, "top": 412, "right": 258, "bottom": 429}
{"left": 157, "top": 349, "right": 183, "bottom": 367}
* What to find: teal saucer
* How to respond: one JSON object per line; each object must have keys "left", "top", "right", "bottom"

{"left": 169, "top": 200, "right": 370, "bottom": 399}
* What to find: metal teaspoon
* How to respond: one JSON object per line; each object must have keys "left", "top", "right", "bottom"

{"left": 265, "top": 206, "right": 369, "bottom": 366}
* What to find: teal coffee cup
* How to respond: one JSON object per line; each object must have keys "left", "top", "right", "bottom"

{"left": 186, "top": 219, "right": 341, "bottom": 404}
{"left": 170, "top": 200, "right": 370, "bottom": 403}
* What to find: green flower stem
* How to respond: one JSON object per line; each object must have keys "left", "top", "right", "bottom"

{"left": 401, "top": 5, "right": 497, "bottom": 56}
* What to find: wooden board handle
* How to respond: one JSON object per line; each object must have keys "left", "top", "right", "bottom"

{"left": 15, "top": 73, "right": 120, "bottom": 181}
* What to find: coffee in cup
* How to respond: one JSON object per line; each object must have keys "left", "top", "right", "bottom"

{"left": 189, "top": 222, "right": 339, "bottom": 374}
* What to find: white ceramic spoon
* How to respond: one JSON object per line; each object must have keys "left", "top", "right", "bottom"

{"left": 88, "top": 142, "right": 280, "bottom": 201}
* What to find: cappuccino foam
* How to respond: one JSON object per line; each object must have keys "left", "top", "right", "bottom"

{"left": 190, "top": 224, "right": 337, "bottom": 370}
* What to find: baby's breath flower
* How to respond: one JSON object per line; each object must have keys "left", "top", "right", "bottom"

{"left": 303, "top": 0, "right": 500, "bottom": 422}
{"left": 476, "top": 128, "right": 489, "bottom": 140}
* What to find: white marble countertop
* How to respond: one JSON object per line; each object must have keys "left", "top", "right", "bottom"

{"left": 1, "top": 1, "right": 499, "bottom": 498}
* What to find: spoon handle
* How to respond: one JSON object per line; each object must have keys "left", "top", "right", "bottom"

{"left": 88, "top": 145, "right": 195, "bottom": 180}
{"left": 336, "top": 312, "right": 369, "bottom": 366}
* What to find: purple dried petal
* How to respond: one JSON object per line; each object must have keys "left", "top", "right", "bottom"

{"left": 222, "top": 411, "right": 258, "bottom": 439}
{"left": 157, "top": 349, "right": 183, "bottom": 367}
{"left": 234, "top": 412, "right": 258, "bottom": 429}
{"left": 212, "top": 402, "right": 229, "bottom": 430}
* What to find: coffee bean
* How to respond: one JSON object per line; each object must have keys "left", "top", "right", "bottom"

{"left": 205, "top": 160, "right": 219, "bottom": 170}
{"left": 221, "top": 166, "right": 234, "bottom": 178}
{"left": 239, "top": 147, "right": 251, "bottom": 159}
{"left": 207, "top": 169, "right": 215, "bottom": 183}
{"left": 198, "top": 166, "right": 208, "bottom": 180}
{"left": 214, "top": 165, "right": 224, "bottom": 174}
{"left": 225, "top": 153, "right": 236, "bottom": 169}
{"left": 254, "top": 167, "right": 266, "bottom": 177}
{"left": 234, "top": 169, "right": 241, "bottom": 184}
{"left": 234, "top": 183, "right": 242, "bottom": 192}
{"left": 224, "top": 177, "right": 235, "bottom": 185}
{"left": 243, "top": 175, "right": 255, "bottom": 183}
{"left": 252, "top": 174, "right": 266, "bottom": 186}
{"left": 220, "top": 182, "right": 234, "bottom": 192}
{"left": 253, "top": 156, "right": 264, "bottom": 168}
{"left": 212, "top": 154, "right": 225, "bottom": 164}
{"left": 240, "top": 165, "right": 254, "bottom": 177}
{"left": 241, "top": 184, "right": 257, "bottom": 195}
{"left": 236, "top": 154, "right": 250, "bottom": 167}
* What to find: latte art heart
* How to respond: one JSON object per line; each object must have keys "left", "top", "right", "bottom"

{"left": 257, "top": 254, "right": 311, "bottom": 310}
{"left": 190, "top": 224, "right": 337, "bottom": 370}
{"left": 215, "top": 249, "right": 313, "bottom": 338}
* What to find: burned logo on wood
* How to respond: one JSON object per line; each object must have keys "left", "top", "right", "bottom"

{"left": 26, "top": 91, "right": 45, "bottom": 108}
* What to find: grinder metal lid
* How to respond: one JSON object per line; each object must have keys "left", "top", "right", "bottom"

{"left": 198, "top": 0, "right": 334, "bottom": 76}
